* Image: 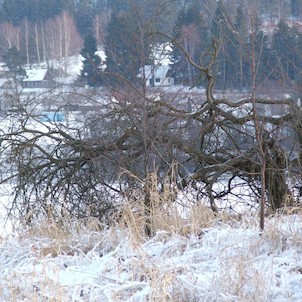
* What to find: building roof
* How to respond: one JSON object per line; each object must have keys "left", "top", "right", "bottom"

{"left": 24, "top": 69, "right": 48, "bottom": 82}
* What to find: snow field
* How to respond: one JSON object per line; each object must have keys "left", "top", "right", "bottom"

{"left": 1, "top": 212, "right": 302, "bottom": 301}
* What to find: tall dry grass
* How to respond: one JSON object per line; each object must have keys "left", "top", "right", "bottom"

{"left": 118, "top": 168, "right": 218, "bottom": 244}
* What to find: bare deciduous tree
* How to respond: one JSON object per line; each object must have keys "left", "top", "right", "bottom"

{"left": 0, "top": 22, "right": 20, "bottom": 53}
{"left": 44, "top": 11, "right": 82, "bottom": 72}
{"left": 94, "top": 10, "right": 111, "bottom": 46}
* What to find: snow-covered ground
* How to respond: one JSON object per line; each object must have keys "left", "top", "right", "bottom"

{"left": 1, "top": 211, "right": 302, "bottom": 301}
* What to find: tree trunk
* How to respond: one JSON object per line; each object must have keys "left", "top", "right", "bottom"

{"left": 24, "top": 19, "right": 30, "bottom": 65}
{"left": 41, "top": 23, "right": 46, "bottom": 63}
{"left": 34, "top": 23, "right": 41, "bottom": 64}
{"left": 263, "top": 135, "right": 292, "bottom": 211}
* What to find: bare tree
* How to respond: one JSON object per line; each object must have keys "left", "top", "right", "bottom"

{"left": 21, "top": 18, "right": 30, "bottom": 66}
{"left": 44, "top": 11, "right": 82, "bottom": 73}
{"left": 0, "top": 22, "right": 20, "bottom": 53}
{"left": 180, "top": 24, "right": 202, "bottom": 86}
{"left": 94, "top": 10, "right": 111, "bottom": 46}
{"left": 34, "top": 23, "right": 41, "bottom": 64}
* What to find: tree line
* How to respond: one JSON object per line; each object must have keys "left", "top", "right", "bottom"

{"left": 2, "top": 0, "right": 302, "bottom": 90}
{"left": 170, "top": 1, "right": 302, "bottom": 90}
{"left": 79, "top": 0, "right": 302, "bottom": 91}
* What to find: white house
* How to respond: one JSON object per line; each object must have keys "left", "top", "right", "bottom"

{"left": 22, "top": 68, "right": 56, "bottom": 89}
{"left": 139, "top": 64, "right": 174, "bottom": 87}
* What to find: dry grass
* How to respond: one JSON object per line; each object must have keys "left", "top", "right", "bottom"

{"left": 4, "top": 169, "right": 302, "bottom": 301}
{"left": 14, "top": 168, "right": 240, "bottom": 257}
{"left": 213, "top": 255, "right": 272, "bottom": 302}
{"left": 118, "top": 169, "right": 219, "bottom": 244}
{"left": 116, "top": 170, "right": 302, "bottom": 301}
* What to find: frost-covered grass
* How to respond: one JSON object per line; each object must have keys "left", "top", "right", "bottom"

{"left": 1, "top": 210, "right": 302, "bottom": 301}
{"left": 1, "top": 172, "right": 302, "bottom": 301}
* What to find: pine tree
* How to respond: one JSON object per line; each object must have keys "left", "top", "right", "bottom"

{"left": 80, "top": 32, "right": 102, "bottom": 87}
{"left": 232, "top": 4, "right": 249, "bottom": 89}
{"left": 1, "top": 0, "right": 66, "bottom": 24}
{"left": 271, "top": 20, "right": 298, "bottom": 81}
{"left": 210, "top": 0, "right": 236, "bottom": 89}
{"left": 74, "top": 0, "right": 94, "bottom": 36}
{"left": 246, "top": 15, "right": 271, "bottom": 86}
{"left": 170, "top": 1, "right": 208, "bottom": 86}
{"left": 2, "top": 47, "right": 26, "bottom": 80}
{"left": 104, "top": 9, "right": 151, "bottom": 87}
{"left": 1, "top": 0, "right": 28, "bottom": 24}
{"left": 211, "top": 0, "right": 230, "bottom": 40}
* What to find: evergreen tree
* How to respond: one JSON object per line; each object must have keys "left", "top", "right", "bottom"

{"left": 2, "top": 47, "right": 26, "bottom": 80}
{"left": 245, "top": 15, "right": 271, "bottom": 87}
{"left": 210, "top": 0, "right": 235, "bottom": 89}
{"left": 1, "top": 0, "right": 66, "bottom": 24}
{"left": 170, "top": 1, "right": 208, "bottom": 86}
{"left": 232, "top": 4, "right": 249, "bottom": 89}
{"left": 1, "top": 0, "right": 29, "bottom": 24}
{"left": 80, "top": 32, "right": 102, "bottom": 87}
{"left": 104, "top": 9, "right": 151, "bottom": 87}
{"left": 31, "top": 0, "right": 65, "bottom": 22}
{"left": 211, "top": 0, "right": 230, "bottom": 40}
{"left": 271, "top": 20, "right": 299, "bottom": 82}
{"left": 74, "top": 0, "right": 94, "bottom": 36}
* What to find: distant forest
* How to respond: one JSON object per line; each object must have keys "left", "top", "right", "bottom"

{"left": 1, "top": 0, "right": 302, "bottom": 90}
